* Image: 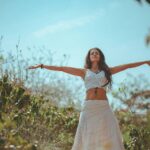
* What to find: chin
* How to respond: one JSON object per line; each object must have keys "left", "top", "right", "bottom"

{"left": 91, "top": 60, "right": 99, "bottom": 63}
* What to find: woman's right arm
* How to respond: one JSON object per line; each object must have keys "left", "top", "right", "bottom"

{"left": 27, "top": 64, "right": 85, "bottom": 79}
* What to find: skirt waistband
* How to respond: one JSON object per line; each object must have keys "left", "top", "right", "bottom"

{"left": 81, "top": 100, "right": 110, "bottom": 112}
{"left": 83, "top": 99, "right": 108, "bottom": 104}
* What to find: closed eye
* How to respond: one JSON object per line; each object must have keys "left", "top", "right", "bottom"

{"left": 91, "top": 52, "right": 99, "bottom": 55}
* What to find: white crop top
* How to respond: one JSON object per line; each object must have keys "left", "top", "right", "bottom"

{"left": 84, "top": 69, "right": 109, "bottom": 91}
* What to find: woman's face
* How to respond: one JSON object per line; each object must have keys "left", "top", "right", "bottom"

{"left": 89, "top": 49, "right": 100, "bottom": 63}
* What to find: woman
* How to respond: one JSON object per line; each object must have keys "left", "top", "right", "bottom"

{"left": 28, "top": 47, "right": 150, "bottom": 150}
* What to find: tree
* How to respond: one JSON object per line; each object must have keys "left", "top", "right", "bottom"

{"left": 135, "top": 0, "right": 150, "bottom": 4}
{"left": 135, "top": 0, "right": 150, "bottom": 46}
{"left": 111, "top": 73, "right": 150, "bottom": 149}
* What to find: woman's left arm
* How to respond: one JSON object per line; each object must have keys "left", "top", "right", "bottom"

{"left": 110, "top": 60, "right": 150, "bottom": 75}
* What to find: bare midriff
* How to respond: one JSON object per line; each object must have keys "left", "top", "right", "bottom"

{"left": 85, "top": 87, "right": 108, "bottom": 101}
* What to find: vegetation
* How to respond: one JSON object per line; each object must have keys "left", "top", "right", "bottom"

{"left": 0, "top": 1, "right": 150, "bottom": 150}
{"left": 135, "top": 0, "right": 150, "bottom": 46}
{"left": 0, "top": 73, "right": 80, "bottom": 150}
{"left": 112, "top": 74, "right": 150, "bottom": 150}
{"left": 0, "top": 43, "right": 150, "bottom": 149}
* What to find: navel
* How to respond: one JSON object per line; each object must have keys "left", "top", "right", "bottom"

{"left": 94, "top": 87, "right": 98, "bottom": 96}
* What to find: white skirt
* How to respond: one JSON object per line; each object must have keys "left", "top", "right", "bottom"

{"left": 71, "top": 100, "right": 125, "bottom": 150}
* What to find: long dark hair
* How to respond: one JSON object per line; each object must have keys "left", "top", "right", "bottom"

{"left": 84, "top": 47, "right": 113, "bottom": 89}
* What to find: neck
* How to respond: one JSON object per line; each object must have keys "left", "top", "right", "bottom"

{"left": 91, "top": 62, "right": 99, "bottom": 70}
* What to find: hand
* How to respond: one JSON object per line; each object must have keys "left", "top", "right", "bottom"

{"left": 146, "top": 61, "right": 150, "bottom": 66}
{"left": 27, "top": 64, "right": 41, "bottom": 69}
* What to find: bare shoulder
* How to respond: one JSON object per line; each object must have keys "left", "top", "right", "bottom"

{"left": 108, "top": 66, "right": 114, "bottom": 74}
{"left": 108, "top": 65, "right": 124, "bottom": 75}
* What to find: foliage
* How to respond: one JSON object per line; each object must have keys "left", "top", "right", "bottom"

{"left": 112, "top": 74, "right": 150, "bottom": 150}
{"left": 114, "top": 110, "right": 150, "bottom": 150}
{"left": 135, "top": 0, "right": 150, "bottom": 46}
{"left": 135, "top": 0, "right": 150, "bottom": 5}
{"left": 0, "top": 40, "right": 150, "bottom": 149}
{"left": 1, "top": 72, "right": 150, "bottom": 149}
{"left": 0, "top": 73, "right": 80, "bottom": 150}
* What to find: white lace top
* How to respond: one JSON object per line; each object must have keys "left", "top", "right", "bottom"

{"left": 84, "top": 69, "right": 109, "bottom": 91}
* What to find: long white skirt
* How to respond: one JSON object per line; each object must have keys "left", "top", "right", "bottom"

{"left": 71, "top": 100, "right": 125, "bottom": 150}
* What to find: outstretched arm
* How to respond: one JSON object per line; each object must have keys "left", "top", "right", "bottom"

{"left": 110, "top": 60, "right": 150, "bottom": 75}
{"left": 27, "top": 64, "right": 85, "bottom": 79}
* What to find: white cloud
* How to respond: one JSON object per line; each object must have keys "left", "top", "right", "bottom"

{"left": 33, "top": 10, "right": 105, "bottom": 38}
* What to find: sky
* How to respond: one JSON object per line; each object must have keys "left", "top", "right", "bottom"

{"left": 0, "top": 0, "right": 150, "bottom": 108}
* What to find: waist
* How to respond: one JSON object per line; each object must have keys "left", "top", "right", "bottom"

{"left": 86, "top": 87, "right": 106, "bottom": 93}
{"left": 85, "top": 86, "right": 107, "bottom": 91}
{"left": 84, "top": 99, "right": 108, "bottom": 103}
{"left": 85, "top": 88, "right": 107, "bottom": 100}
{"left": 85, "top": 98, "right": 108, "bottom": 101}
{"left": 82, "top": 100, "right": 110, "bottom": 112}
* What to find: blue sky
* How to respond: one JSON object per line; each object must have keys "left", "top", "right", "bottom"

{"left": 1, "top": 0, "right": 150, "bottom": 107}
